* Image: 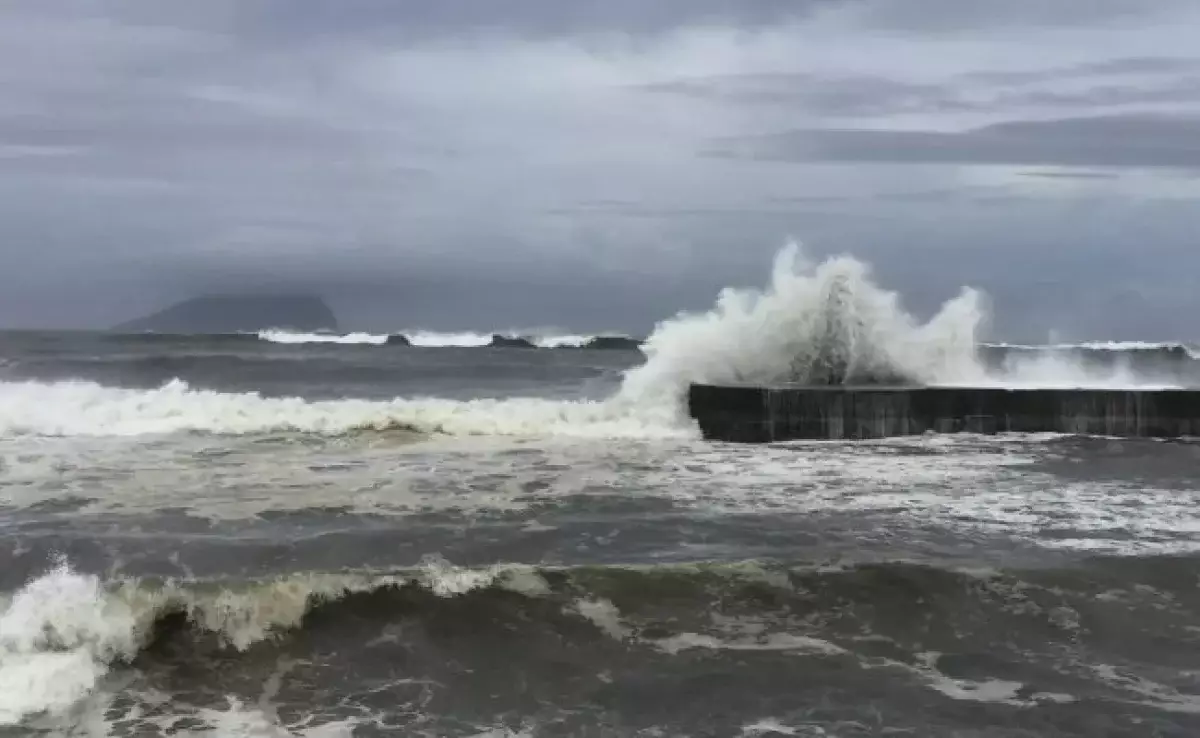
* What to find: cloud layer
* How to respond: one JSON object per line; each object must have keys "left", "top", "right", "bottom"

{"left": 1, "top": 1, "right": 1199, "bottom": 340}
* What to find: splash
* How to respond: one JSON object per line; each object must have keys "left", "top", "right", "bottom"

{"left": 617, "top": 241, "right": 1191, "bottom": 411}
{"left": 618, "top": 242, "right": 986, "bottom": 407}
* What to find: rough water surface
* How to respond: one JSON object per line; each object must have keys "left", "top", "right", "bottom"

{"left": 2, "top": 247, "right": 1200, "bottom": 737}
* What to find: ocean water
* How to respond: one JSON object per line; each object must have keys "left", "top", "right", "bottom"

{"left": 3, "top": 245, "right": 1200, "bottom": 737}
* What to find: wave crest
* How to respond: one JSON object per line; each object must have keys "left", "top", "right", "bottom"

{"left": 0, "top": 556, "right": 546, "bottom": 725}
{"left": 0, "top": 378, "right": 687, "bottom": 439}
{"left": 256, "top": 330, "right": 390, "bottom": 346}
{"left": 255, "top": 329, "right": 639, "bottom": 349}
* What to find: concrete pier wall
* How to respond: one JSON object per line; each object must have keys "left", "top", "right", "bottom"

{"left": 687, "top": 383, "right": 1200, "bottom": 442}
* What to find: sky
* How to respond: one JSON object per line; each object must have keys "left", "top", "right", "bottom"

{"left": 2, "top": 1, "right": 1200, "bottom": 340}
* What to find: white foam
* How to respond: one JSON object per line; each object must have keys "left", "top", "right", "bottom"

{"left": 0, "top": 378, "right": 690, "bottom": 439}
{"left": 740, "top": 719, "right": 800, "bottom": 736}
{"left": 655, "top": 631, "right": 846, "bottom": 656}
{"left": 925, "top": 675, "right": 1029, "bottom": 705}
{"left": 0, "top": 560, "right": 150, "bottom": 726}
{"left": 0, "top": 432, "right": 570, "bottom": 521}
{"left": 0, "top": 557, "right": 551, "bottom": 726}
{"left": 401, "top": 329, "right": 633, "bottom": 348}
{"left": 860, "top": 651, "right": 1074, "bottom": 708}
{"left": 404, "top": 330, "right": 494, "bottom": 347}
{"left": 990, "top": 340, "right": 1200, "bottom": 360}
{"left": 964, "top": 349, "right": 1183, "bottom": 389}
{"left": 618, "top": 241, "right": 986, "bottom": 408}
{"left": 565, "top": 595, "right": 845, "bottom": 659}
{"left": 532, "top": 334, "right": 592, "bottom": 348}
{"left": 568, "top": 598, "right": 630, "bottom": 641}
{"left": 1090, "top": 663, "right": 1200, "bottom": 714}
{"left": 414, "top": 554, "right": 549, "bottom": 598}
{"left": 184, "top": 698, "right": 361, "bottom": 737}
{"left": 466, "top": 729, "right": 535, "bottom": 738}
{"left": 257, "top": 330, "right": 390, "bottom": 346}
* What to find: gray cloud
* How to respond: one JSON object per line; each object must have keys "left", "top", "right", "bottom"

{"left": 709, "top": 115, "right": 1200, "bottom": 169}
{"left": 1018, "top": 170, "right": 1123, "bottom": 181}
{"left": 31, "top": 0, "right": 825, "bottom": 45}
{"left": 641, "top": 74, "right": 973, "bottom": 117}
{"left": 844, "top": 0, "right": 1191, "bottom": 32}
{"left": 961, "top": 56, "right": 1200, "bottom": 85}
{"left": 641, "top": 61, "right": 1200, "bottom": 119}
{"left": 1, "top": 0, "right": 1200, "bottom": 340}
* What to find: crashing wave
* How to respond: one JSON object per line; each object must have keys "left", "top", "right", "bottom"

{"left": 618, "top": 242, "right": 986, "bottom": 405}
{"left": 0, "top": 556, "right": 545, "bottom": 726}
{"left": 0, "top": 378, "right": 688, "bottom": 439}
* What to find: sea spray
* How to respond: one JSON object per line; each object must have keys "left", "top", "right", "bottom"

{"left": 617, "top": 242, "right": 988, "bottom": 411}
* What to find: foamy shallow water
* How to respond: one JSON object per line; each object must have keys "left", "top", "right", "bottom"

{"left": 4, "top": 420, "right": 1199, "bottom": 735}
{"left": 0, "top": 431, "right": 1178, "bottom": 528}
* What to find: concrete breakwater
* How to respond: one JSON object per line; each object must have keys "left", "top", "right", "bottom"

{"left": 688, "top": 383, "right": 1200, "bottom": 442}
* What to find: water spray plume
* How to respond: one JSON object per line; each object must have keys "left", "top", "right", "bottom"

{"left": 618, "top": 241, "right": 988, "bottom": 406}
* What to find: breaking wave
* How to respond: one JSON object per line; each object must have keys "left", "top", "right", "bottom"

{"left": 256, "top": 329, "right": 390, "bottom": 346}
{"left": 0, "top": 378, "right": 687, "bottom": 439}
{"left": 5, "top": 553, "right": 1199, "bottom": 726}
{"left": 402, "top": 330, "right": 612, "bottom": 348}
{"left": 253, "top": 328, "right": 639, "bottom": 349}
{"left": 0, "top": 555, "right": 546, "bottom": 726}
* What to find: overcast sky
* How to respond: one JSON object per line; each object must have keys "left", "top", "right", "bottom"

{"left": 2, "top": 0, "right": 1200, "bottom": 339}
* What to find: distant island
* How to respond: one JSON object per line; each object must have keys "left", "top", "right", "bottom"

{"left": 113, "top": 294, "right": 339, "bottom": 333}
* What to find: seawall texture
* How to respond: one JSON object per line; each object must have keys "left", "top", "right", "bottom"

{"left": 688, "top": 384, "right": 1200, "bottom": 442}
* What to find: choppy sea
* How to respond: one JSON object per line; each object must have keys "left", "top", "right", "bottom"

{"left": 4, "top": 251, "right": 1200, "bottom": 737}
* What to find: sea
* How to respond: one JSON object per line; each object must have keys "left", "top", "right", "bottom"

{"left": 3, "top": 246, "right": 1200, "bottom": 737}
